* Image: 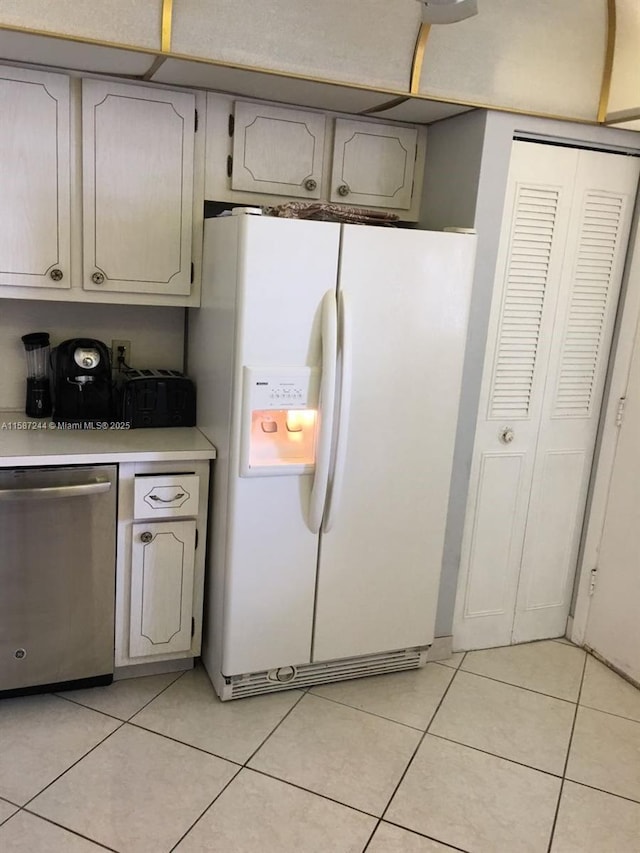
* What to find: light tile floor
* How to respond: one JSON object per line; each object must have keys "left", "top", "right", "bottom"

{"left": 1, "top": 640, "right": 639, "bottom": 852}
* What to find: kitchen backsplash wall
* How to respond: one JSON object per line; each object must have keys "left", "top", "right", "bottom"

{"left": 0, "top": 300, "right": 186, "bottom": 411}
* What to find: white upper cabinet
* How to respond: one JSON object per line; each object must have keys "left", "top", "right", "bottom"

{"left": 329, "top": 118, "right": 417, "bottom": 210}
{"left": 205, "top": 93, "right": 426, "bottom": 220}
{"left": 82, "top": 79, "right": 195, "bottom": 296}
{"left": 231, "top": 101, "right": 325, "bottom": 198}
{"left": 0, "top": 66, "right": 71, "bottom": 289}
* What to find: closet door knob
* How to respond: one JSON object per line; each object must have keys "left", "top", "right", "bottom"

{"left": 304, "top": 178, "right": 317, "bottom": 192}
{"left": 91, "top": 271, "right": 105, "bottom": 285}
{"left": 140, "top": 531, "right": 153, "bottom": 544}
{"left": 49, "top": 268, "right": 63, "bottom": 281}
{"left": 500, "top": 427, "right": 515, "bottom": 444}
{"left": 337, "top": 183, "right": 350, "bottom": 197}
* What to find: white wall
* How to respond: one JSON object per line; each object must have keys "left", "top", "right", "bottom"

{"left": 0, "top": 300, "right": 185, "bottom": 411}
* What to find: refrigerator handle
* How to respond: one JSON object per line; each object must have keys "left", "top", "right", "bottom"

{"left": 308, "top": 290, "right": 338, "bottom": 533}
{"left": 323, "top": 288, "right": 352, "bottom": 533}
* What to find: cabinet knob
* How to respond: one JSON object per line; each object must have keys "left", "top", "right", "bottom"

{"left": 337, "top": 183, "right": 350, "bottom": 197}
{"left": 140, "top": 531, "right": 153, "bottom": 543}
{"left": 500, "top": 427, "right": 515, "bottom": 444}
{"left": 304, "top": 178, "right": 317, "bottom": 192}
{"left": 49, "top": 268, "right": 64, "bottom": 281}
{"left": 91, "top": 271, "right": 105, "bottom": 285}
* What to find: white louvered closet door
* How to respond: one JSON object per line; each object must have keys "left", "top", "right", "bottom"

{"left": 513, "top": 149, "right": 640, "bottom": 642}
{"left": 453, "top": 141, "right": 639, "bottom": 651}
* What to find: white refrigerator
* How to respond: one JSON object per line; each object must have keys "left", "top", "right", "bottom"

{"left": 189, "top": 210, "right": 475, "bottom": 699}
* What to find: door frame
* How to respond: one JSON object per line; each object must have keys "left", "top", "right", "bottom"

{"left": 571, "top": 208, "right": 640, "bottom": 644}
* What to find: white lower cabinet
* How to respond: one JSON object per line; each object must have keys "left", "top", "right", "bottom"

{"left": 115, "top": 459, "right": 210, "bottom": 670}
{"left": 129, "top": 520, "right": 196, "bottom": 658}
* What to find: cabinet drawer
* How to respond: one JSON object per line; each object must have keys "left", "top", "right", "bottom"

{"left": 133, "top": 474, "right": 199, "bottom": 519}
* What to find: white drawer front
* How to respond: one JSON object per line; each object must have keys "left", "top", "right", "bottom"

{"left": 134, "top": 474, "right": 199, "bottom": 519}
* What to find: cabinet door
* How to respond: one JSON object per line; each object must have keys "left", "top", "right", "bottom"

{"left": 231, "top": 101, "right": 325, "bottom": 198}
{"left": 129, "top": 520, "right": 196, "bottom": 658}
{"left": 330, "top": 118, "right": 417, "bottom": 210}
{"left": 0, "top": 67, "right": 70, "bottom": 289}
{"left": 82, "top": 79, "right": 195, "bottom": 296}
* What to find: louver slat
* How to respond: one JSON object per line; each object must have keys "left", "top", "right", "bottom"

{"left": 489, "top": 185, "right": 559, "bottom": 419}
{"left": 554, "top": 191, "right": 624, "bottom": 418}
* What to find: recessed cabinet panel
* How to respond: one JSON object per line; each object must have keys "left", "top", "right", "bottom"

{"left": 0, "top": 67, "right": 70, "bottom": 289}
{"left": 129, "top": 520, "right": 196, "bottom": 658}
{"left": 232, "top": 101, "right": 325, "bottom": 198}
{"left": 330, "top": 118, "right": 417, "bottom": 210}
{"left": 82, "top": 79, "right": 195, "bottom": 295}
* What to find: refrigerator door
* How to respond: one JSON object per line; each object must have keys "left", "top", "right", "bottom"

{"left": 222, "top": 215, "right": 341, "bottom": 675}
{"left": 312, "top": 226, "right": 476, "bottom": 662}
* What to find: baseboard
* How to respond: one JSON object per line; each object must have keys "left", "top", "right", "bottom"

{"left": 426, "top": 636, "right": 453, "bottom": 662}
{"left": 565, "top": 615, "right": 574, "bottom": 642}
{"left": 114, "top": 657, "right": 194, "bottom": 681}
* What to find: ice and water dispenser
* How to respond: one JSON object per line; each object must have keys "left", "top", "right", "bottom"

{"left": 239, "top": 367, "right": 319, "bottom": 476}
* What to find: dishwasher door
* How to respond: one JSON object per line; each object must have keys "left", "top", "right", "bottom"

{"left": 0, "top": 464, "right": 117, "bottom": 695}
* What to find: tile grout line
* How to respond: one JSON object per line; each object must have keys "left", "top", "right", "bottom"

{"left": 456, "top": 663, "right": 583, "bottom": 705}
{"left": 424, "top": 731, "right": 566, "bottom": 780}
{"left": 578, "top": 699, "right": 640, "bottom": 727}
{"left": 124, "top": 668, "right": 189, "bottom": 721}
{"left": 53, "top": 694, "right": 131, "bottom": 724}
{"left": 169, "top": 763, "right": 389, "bottom": 853}
{"left": 243, "top": 689, "right": 309, "bottom": 767}
{"left": 167, "top": 689, "right": 310, "bottom": 852}
{"left": 17, "top": 808, "right": 119, "bottom": 852}
{"left": 55, "top": 669, "right": 191, "bottom": 723}
{"left": 55, "top": 667, "right": 188, "bottom": 724}
{"left": 560, "top": 778, "right": 640, "bottom": 809}
{"left": 167, "top": 763, "right": 244, "bottom": 853}
{"left": 126, "top": 718, "right": 243, "bottom": 766}
{"left": 303, "top": 690, "right": 426, "bottom": 732}
{"left": 545, "top": 645, "right": 589, "bottom": 853}
{"left": 248, "top": 766, "right": 381, "bottom": 820}
{"left": 361, "top": 651, "right": 469, "bottom": 852}
{"left": 379, "top": 818, "right": 472, "bottom": 853}
{"left": 20, "top": 720, "right": 128, "bottom": 812}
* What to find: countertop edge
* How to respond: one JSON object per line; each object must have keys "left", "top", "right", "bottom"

{"left": 0, "top": 414, "right": 217, "bottom": 466}
{"left": 0, "top": 449, "right": 217, "bottom": 467}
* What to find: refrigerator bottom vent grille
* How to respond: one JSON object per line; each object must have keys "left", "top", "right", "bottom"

{"left": 225, "top": 646, "right": 429, "bottom": 700}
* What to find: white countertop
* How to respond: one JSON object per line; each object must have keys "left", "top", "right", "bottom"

{"left": 0, "top": 411, "right": 216, "bottom": 466}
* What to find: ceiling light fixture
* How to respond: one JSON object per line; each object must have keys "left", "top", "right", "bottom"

{"left": 416, "top": 0, "right": 478, "bottom": 24}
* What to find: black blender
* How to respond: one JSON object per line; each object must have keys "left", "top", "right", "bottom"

{"left": 21, "top": 332, "right": 52, "bottom": 418}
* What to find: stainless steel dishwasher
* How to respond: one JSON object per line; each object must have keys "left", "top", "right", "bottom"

{"left": 0, "top": 464, "right": 117, "bottom": 696}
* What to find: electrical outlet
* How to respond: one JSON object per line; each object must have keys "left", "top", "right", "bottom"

{"left": 111, "top": 339, "right": 131, "bottom": 370}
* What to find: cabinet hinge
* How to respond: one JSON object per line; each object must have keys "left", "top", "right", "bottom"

{"left": 589, "top": 567, "right": 598, "bottom": 596}
{"left": 228, "top": 113, "right": 234, "bottom": 136}
{"left": 191, "top": 617, "right": 195, "bottom": 638}
{"left": 194, "top": 109, "right": 199, "bottom": 133}
{"left": 227, "top": 155, "right": 233, "bottom": 178}
{"left": 616, "top": 396, "right": 626, "bottom": 427}
{"left": 190, "top": 262, "right": 194, "bottom": 284}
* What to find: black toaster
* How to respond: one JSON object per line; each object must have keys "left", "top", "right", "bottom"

{"left": 120, "top": 369, "right": 196, "bottom": 428}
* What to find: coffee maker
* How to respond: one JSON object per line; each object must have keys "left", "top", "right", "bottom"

{"left": 52, "top": 338, "right": 114, "bottom": 424}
